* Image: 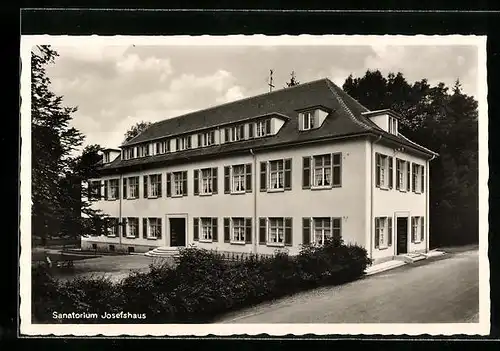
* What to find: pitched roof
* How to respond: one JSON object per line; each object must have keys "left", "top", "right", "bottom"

{"left": 100, "top": 78, "right": 437, "bottom": 173}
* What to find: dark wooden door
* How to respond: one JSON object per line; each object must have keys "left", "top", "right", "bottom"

{"left": 169, "top": 218, "right": 186, "bottom": 247}
{"left": 396, "top": 217, "right": 408, "bottom": 255}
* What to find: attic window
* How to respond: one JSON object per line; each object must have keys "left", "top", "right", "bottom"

{"left": 104, "top": 152, "right": 110, "bottom": 163}
{"left": 388, "top": 117, "right": 398, "bottom": 135}
{"left": 300, "top": 111, "right": 315, "bottom": 131}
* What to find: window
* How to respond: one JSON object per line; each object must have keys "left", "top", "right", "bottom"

{"left": 155, "top": 140, "right": 169, "bottom": 155}
{"left": 375, "top": 216, "right": 393, "bottom": 249}
{"left": 268, "top": 218, "right": 284, "bottom": 244}
{"left": 255, "top": 119, "right": 271, "bottom": 137}
{"left": 147, "top": 218, "right": 162, "bottom": 239}
{"left": 128, "top": 247, "right": 135, "bottom": 253}
{"left": 176, "top": 136, "right": 191, "bottom": 151}
{"left": 124, "top": 148, "right": 135, "bottom": 160}
{"left": 303, "top": 154, "right": 342, "bottom": 189}
{"left": 126, "top": 176, "right": 139, "bottom": 199}
{"left": 396, "top": 159, "right": 409, "bottom": 191}
{"left": 89, "top": 180, "right": 101, "bottom": 200}
{"left": 194, "top": 167, "right": 218, "bottom": 196}
{"left": 199, "top": 131, "right": 215, "bottom": 147}
{"left": 231, "top": 125, "right": 244, "bottom": 142}
{"left": 388, "top": 117, "right": 398, "bottom": 135}
{"left": 193, "top": 217, "right": 218, "bottom": 242}
{"left": 269, "top": 160, "right": 284, "bottom": 190}
{"left": 301, "top": 111, "right": 315, "bottom": 130}
{"left": 224, "top": 164, "right": 252, "bottom": 194}
{"left": 108, "top": 179, "right": 119, "bottom": 200}
{"left": 375, "top": 153, "right": 393, "bottom": 189}
{"left": 104, "top": 152, "right": 110, "bottom": 163}
{"left": 149, "top": 174, "right": 162, "bottom": 197}
{"left": 231, "top": 218, "right": 246, "bottom": 243}
{"left": 313, "top": 218, "right": 331, "bottom": 245}
{"left": 411, "top": 216, "right": 425, "bottom": 243}
{"left": 107, "top": 217, "right": 118, "bottom": 237}
{"left": 232, "top": 165, "right": 246, "bottom": 192}
{"left": 412, "top": 163, "right": 425, "bottom": 193}
{"left": 313, "top": 154, "right": 331, "bottom": 187}
{"left": 127, "top": 217, "right": 139, "bottom": 238}
{"left": 166, "top": 171, "right": 188, "bottom": 197}
{"left": 260, "top": 159, "right": 292, "bottom": 192}
{"left": 137, "top": 145, "right": 149, "bottom": 157}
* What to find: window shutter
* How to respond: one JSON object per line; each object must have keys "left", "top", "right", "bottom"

{"left": 259, "top": 218, "right": 267, "bottom": 244}
{"left": 396, "top": 159, "right": 401, "bottom": 190}
{"left": 224, "top": 166, "right": 230, "bottom": 194}
{"left": 248, "top": 123, "right": 254, "bottom": 138}
{"left": 245, "top": 218, "right": 252, "bottom": 244}
{"left": 285, "top": 217, "right": 292, "bottom": 246}
{"left": 224, "top": 218, "right": 230, "bottom": 243}
{"left": 166, "top": 173, "right": 171, "bottom": 197}
{"left": 284, "top": 158, "right": 292, "bottom": 190}
{"left": 193, "top": 218, "right": 199, "bottom": 241}
{"left": 388, "top": 157, "right": 393, "bottom": 189}
{"left": 421, "top": 165, "right": 425, "bottom": 193}
{"left": 302, "top": 217, "right": 311, "bottom": 245}
{"left": 245, "top": 163, "right": 252, "bottom": 192}
{"left": 104, "top": 180, "right": 108, "bottom": 200}
{"left": 388, "top": 217, "right": 393, "bottom": 246}
{"left": 406, "top": 161, "right": 411, "bottom": 191}
{"left": 332, "top": 217, "right": 342, "bottom": 240}
{"left": 212, "top": 218, "right": 218, "bottom": 242}
{"left": 142, "top": 176, "right": 147, "bottom": 198}
{"left": 411, "top": 217, "right": 415, "bottom": 243}
{"left": 375, "top": 153, "right": 381, "bottom": 188}
{"left": 122, "top": 218, "right": 127, "bottom": 237}
{"left": 157, "top": 218, "right": 162, "bottom": 239}
{"left": 193, "top": 169, "right": 199, "bottom": 196}
{"left": 176, "top": 138, "right": 179, "bottom": 151}
{"left": 374, "top": 218, "right": 380, "bottom": 249}
{"left": 198, "top": 134, "right": 202, "bottom": 147}
{"left": 260, "top": 162, "right": 267, "bottom": 191}
{"left": 158, "top": 174, "right": 162, "bottom": 197}
{"left": 143, "top": 218, "right": 148, "bottom": 239}
{"left": 182, "top": 171, "right": 188, "bottom": 196}
{"left": 212, "top": 167, "right": 218, "bottom": 194}
{"left": 265, "top": 119, "right": 271, "bottom": 134}
{"left": 332, "top": 153, "right": 341, "bottom": 186}
{"left": 123, "top": 178, "right": 127, "bottom": 199}
{"left": 302, "top": 157, "right": 311, "bottom": 189}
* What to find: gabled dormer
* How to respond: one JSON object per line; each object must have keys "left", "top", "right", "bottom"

{"left": 361, "top": 109, "right": 401, "bottom": 136}
{"left": 296, "top": 106, "right": 330, "bottom": 131}
{"left": 102, "top": 148, "right": 121, "bottom": 164}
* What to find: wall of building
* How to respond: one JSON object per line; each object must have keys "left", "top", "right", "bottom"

{"left": 86, "top": 137, "right": 369, "bottom": 255}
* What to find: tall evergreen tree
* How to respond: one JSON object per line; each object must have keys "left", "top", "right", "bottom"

{"left": 343, "top": 70, "right": 478, "bottom": 247}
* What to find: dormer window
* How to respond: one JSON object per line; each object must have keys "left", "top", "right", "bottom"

{"left": 137, "top": 145, "right": 149, "bottom": 158}
{"left": 231, "top": 125, "right": 244, "bottom": 142}
{"left": 303, "top": 111, "right": 314, "bottom": 130}
{"left": 176, "top": 136, "right": 191, "bottom": 151}
{"left": 199, "top": 131, "right": 215, "bottom": 147}
{"left": 255, "top": 120, "right": 271, "bottom": 137}
{"left": 388, "top": 117, "right": 398, "bottom": 135}
{"left": 155, "top": 140, "right": 170, "bottom": 155}
{"left": 103, "top": 152, "right": 110, "bottom": 163}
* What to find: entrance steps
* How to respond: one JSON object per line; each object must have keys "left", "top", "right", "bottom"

{"left": 144, "top": 246, "right": 180, "bottom": 258}
{"left": 395, "top": 252, "right": 427, "bottom": 263}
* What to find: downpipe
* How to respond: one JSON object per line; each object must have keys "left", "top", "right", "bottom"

{"left": 250, "top": 148, "right": 257, "bottom": 254}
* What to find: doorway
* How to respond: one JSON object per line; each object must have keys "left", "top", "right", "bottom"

{"left": 169, "top": 217, "right": 186, "bottom": 247}
{"left": 396, "top": 217, "right": 408, "bottom": 255}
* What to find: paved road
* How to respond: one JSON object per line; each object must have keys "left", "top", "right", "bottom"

{"left": 216, "top": 250, "right": 479, "bottom": 323}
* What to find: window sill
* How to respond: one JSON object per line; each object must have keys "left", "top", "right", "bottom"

{"left": 199, "top": 239, "right": 213, "bottom": 243}
{"left": 106, "top": 198, "right": 118, "bottom": 201}
{"left": 230, "top": 241, "right": 246, "bottom": 245}
{"left": 267, "top": 188, "right": 285, "bottom": 193}
{"left": 414, "top": 240, "right": 422, "bottom": 244}
{"left": 199, "top": 192, "right": 213, "bottom": 197}
{"left": 230, "top": 191, "right": 246, "bottom": 195}
{"left": 378, "top": 246, "right": 389, "bottom": 250}
{"left": 147, "top": 195, "right": 160, "bottom": 199}
{"left": 171, "top": 194, "right": 184, "bottom": 198}
{"left": 126, "top": 197, "right": 138, "bottom": 200}
{"left": 378, "top": 186, "right": 390, "bottom": 191}
{"left": 146, "top": 237, "right": 158, "bottom": 240}
{"left": 126, "top": 236, "right": 137, "bottom": 239}
{"left": 311, "top": 185, "right": 332, "bottom": 191}
{"left": 107, "top": 235, "right": 117, "bottom": 238}
{"left": 266, "top": 242, "right": 285, "bottom": 247}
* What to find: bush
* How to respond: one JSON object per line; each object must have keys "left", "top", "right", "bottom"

{"left": 32, "top": 238, "right": 371, "bottom": 323}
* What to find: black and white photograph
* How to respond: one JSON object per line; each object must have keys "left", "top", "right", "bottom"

{"left": 20, "top": 35, "right": 488, "bottom": 336}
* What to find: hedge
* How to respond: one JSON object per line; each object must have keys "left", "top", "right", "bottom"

{"left": 32, "top": 237, "right": 372, "bottom": 324}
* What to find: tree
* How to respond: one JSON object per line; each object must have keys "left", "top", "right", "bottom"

{"left": 123, "top": 121, "right": 152, "bottom": 143}
{"left": 285, "top": 71, "right": 300, "bottom": 88}
{"left": 31, "top": 45, "right": 85, "bottom": 243}
{"left": 343, "top": 70, "right": 478, "bottom": 247}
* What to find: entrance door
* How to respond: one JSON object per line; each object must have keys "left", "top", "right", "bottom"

{"left": 169, "top": 218, "right": 186, "bottom": 247}
{"left": 396, "top": 217, "right": 408, "bottom": 255}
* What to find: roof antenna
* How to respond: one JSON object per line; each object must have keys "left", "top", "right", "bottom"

{"left": 268, "top": 69, "right": 275, "bottom": 92}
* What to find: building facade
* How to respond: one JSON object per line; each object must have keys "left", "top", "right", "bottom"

{"left": 82, "top": 78, "right": 438, "bottom": 264}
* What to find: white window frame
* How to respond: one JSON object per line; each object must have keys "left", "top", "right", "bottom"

{"left": 231, "top": 126, "right": 243, "bottom": 142}
{"left": 302, "top": 111, "right": 315, "bottom": 130}
{"left": 412, "top": 216, "right": 424, "bottom": 243}
{"left": 388, "top": 117, "right": 398, "bottom": 135}
{"left": 127, "top": 217, "right": 139, "bottom": 238}
{"left": 127, "top": 176, "right": 139, "bottom": 199}
{"left": 312, "top": 154, "right": 332, "bottom": 188}
{"left": 256, "top": 120, "right": 267, "bottom": 137}
{"left": 107, "top": 218, "right": 118, "bottom": 237}
{"left": 149, "top": 174, "right": 161, "bottom": 198}
{"left": 312, "top": 217, "right": 332, "bottom": 246}
{"left": 108, "top": 179, "right": 119, "bottom": 200}
{"left": 200, "top": 217, "right": 213, "bottom": 242}
{"left": 231, "top": 218, "right": 246, "bottom": 244}
{"left": 231, "top": 165, "right": 246, "bottom": 193}
{"left": 173, "top": 171, "right": 184, "bottom": 196}
{"left": 397, "top": 159, "right": 407, "bottom": 191}
{"left": 200, "top": 168, "right": 213, "bottom": 195}
{"left": 268, "top": 160, "right": 285, "bottom": 191}
{"left": 202, "top": 131, "right": 215, "bottom": 147}
{"left": 267, "top": 217, "right": 285, "bottom": 245}
{"left": 376, "top": 217, "right": 390, "bottom": 249}
{"left": 177, "top": 136, "right": 190, "bottom": 151}
{"left": 148, "top": 218, "right": 161, "bottom": 239}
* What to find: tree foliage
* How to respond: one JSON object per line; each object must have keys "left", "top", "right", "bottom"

{"left": 123, "top": 121, "right": 152, "bottom": 143}
{"left": 343, "top": 70, "right": 478, "bottom": 247}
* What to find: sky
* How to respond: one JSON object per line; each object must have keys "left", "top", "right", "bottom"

{"left": 43, "top": 43, "right": 479, "bottom": 151}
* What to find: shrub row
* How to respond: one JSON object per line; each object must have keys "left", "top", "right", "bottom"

{"left": 32, "top": 238, "right": 372, "bottom": 324}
